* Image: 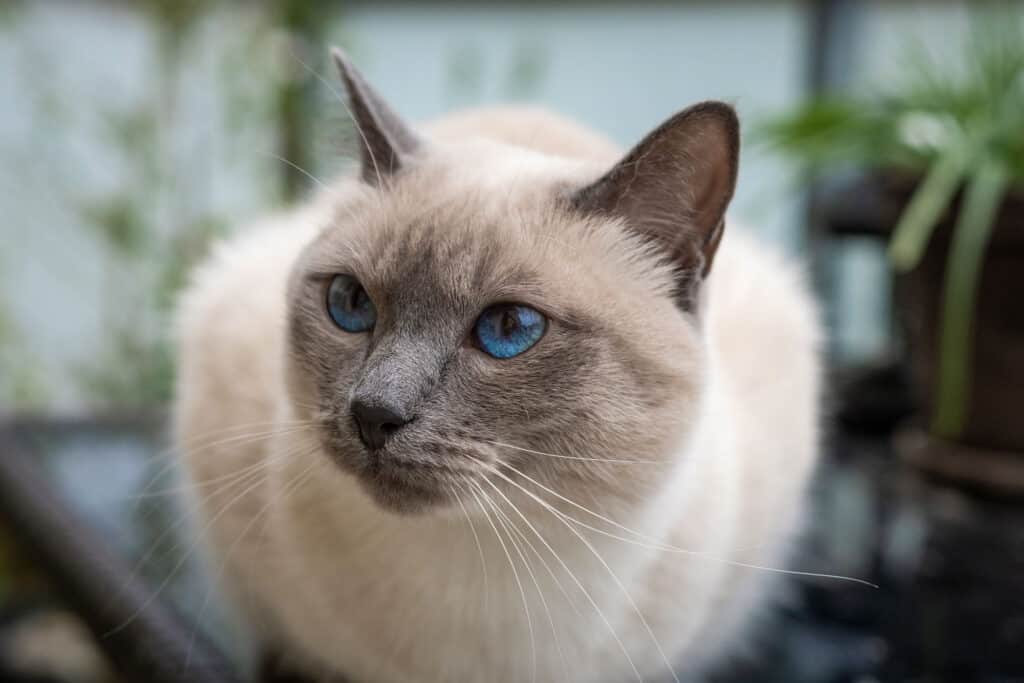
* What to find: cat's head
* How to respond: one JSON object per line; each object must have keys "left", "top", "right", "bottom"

{"left": 285, "top": 49, "right": 738, "bottom": 514}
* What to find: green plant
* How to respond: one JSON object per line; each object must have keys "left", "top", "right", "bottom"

{"left": 0, "top": 263, "right": 47, "bottom": 410}
{"left": 74, "top": 0, "right": 316, "bottom": 408}
{"left": 0, "top": 1, "right": 327, "bottom": 411}
{"left": 759, "top": 15, "right": 1024, "bottom": 438}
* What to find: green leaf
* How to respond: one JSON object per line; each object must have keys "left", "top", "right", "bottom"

{"left": 888, "top": 141, "right": 970, "bottom": 271}
{"left": 932, "top": 157, "right": 1010, "bottom": 438}
{"left": 758, "top": 10, "right": 1024, "bottom": 190}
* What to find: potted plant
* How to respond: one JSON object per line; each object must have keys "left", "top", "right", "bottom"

{"left": 760, "top": 18, "right": 1024, "bottom": 491}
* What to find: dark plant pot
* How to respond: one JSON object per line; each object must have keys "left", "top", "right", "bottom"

{"left": 824, "top": 173, "right": 1024, "bottom": 492}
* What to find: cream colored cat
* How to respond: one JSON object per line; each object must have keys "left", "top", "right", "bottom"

{"left": 174, "top": 49, "right": 822, "bottom": 682}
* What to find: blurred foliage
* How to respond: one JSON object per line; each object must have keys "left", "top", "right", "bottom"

{"left": 73, "top": 4, "right": 222, "bottom": 409}
{"left": 70, "top": 1, "right": 323, "bottom": 409}
{"left": 504, "top": 40, "right": 549, "bottom": 99}
{"left": 0, "top": 273, "right": 48, "bottom": 410}
{"left": 0, "top": 1, "right": 24, "bottom": 31}
{"left": 759, "top": 12, "right": 1024, "bottom": 438}
{"left": 272, "top": 1, "right": 329, "bottom": 200}
{"left": 759, "top": 17, "right": 1024, "bottom": 185}
{"left": 445, "top": 38, "right": 549, "bottom": 101}
{"left": 0, "top": 0, "right": 336, "bottom": 411}
{"left": 447, "top": 42, "right": 485, "bottom": 100}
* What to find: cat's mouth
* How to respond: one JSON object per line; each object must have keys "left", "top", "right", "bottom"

{"left": 328, "top": 443, "right": 468, "bottom": 514}
{"left": 319, "top": 419, "right": 493, "bottom": 513}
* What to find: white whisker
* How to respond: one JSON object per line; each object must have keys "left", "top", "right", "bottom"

{"left": 473, "top": 478, "right": 565, "bottom": 683}
{"left": 483, "top": 464, "right": 681, "bottom": 683}
{"left": 108, "top": 440, "right": 317, "bottom": 638}
{"left": 471, "top": 475, "right": 642, "bottom": 682}
{"left": 487, "top": 440, "right": 671, "bottom": 465}
{"left": 452, "top": 482, "right": 489, "bottom": 612}
{"left": 474, "top": 478, "right": 573, "bottom": 683}
{"left": 185, "top": 449, "right": 321, "bottom": 669}
{"left": 492, "top": 456, "right": 877, "bottom": 588}
{"left": 465, "top": 479, "right": 537, "bottom": 683}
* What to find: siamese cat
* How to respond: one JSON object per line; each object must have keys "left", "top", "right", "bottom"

{"left": 175, "top": 49, "right": 822, "bottom": 682}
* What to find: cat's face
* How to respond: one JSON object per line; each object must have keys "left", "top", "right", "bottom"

{"left": 287, "top": 159, "right": 701, "bottom": 514}
{"left": 284, "top": 50, "right": 737, "bottom": 514}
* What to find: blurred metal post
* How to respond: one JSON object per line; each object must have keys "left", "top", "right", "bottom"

{"left": 0, "top": 429, "right": 243, "bottom": 683}
{"left": 804, "top": 0, "right": 865, "bottom": 356}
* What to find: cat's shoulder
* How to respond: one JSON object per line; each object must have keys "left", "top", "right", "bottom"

{"left": 174, "top": 198, "right": 331, "bottom": 401}
{"left": 706, "top": 225, "right": 822, "bottom": 391}
{"left": 711, "top": 226, "right": 820, "bottom": 337}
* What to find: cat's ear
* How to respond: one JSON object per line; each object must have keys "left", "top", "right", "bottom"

{"left": 572, "top": 102, "right": 739, "bottom": 309}
{"left": 331, "top": 48, "right": 421, "bottom": 185}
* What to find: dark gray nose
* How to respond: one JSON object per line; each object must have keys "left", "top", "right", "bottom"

{"left": 351, "top": 398, "right": 410, "bottom": 450}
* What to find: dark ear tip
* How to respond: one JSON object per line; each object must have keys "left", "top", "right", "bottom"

{"left": 329, "top": 46, "right": 349, "bottom": 67}
{"left": 330, "top": 46, "right": 356, "bottom": 83}
{"left": 688, "top": 101, "right": 740, "bottom": 137}
{"left": 682, "top": 101, "right": 740, "bottom": 171}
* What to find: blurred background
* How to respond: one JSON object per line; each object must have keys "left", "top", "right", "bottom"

{"left": 0, "top": 1, "right": 1022, "bottom": 682}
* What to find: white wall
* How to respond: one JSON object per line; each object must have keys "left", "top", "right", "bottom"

{"left": 335, "top": 3, "right": 807, "bottom": 246}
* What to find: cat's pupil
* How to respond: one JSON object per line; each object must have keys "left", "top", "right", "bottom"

{"left": 501, "top": 310, "right": 518, "bottom": 337}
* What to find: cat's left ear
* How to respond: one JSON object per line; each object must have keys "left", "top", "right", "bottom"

{"left": 572, "top": 102, "right": 739, "bottom": 309}
{"left": 331, "top": 47, "right": 421, "bottom": 185}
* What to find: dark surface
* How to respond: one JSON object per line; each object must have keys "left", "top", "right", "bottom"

{"left": 1, "top": 412, "right": 1023, "bottom": 682}
{"left": 709, "top": 363, "right": 1024, "bottom": 683}
{"left": 711, "top": 433, "right": 1024, "bottom": 683}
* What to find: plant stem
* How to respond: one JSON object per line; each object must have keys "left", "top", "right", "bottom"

{"left": 932, "top": 157, "right": 1009, "bottom": 438}
{"left": 889, "top": 139, "right": 971, "bottom": 272}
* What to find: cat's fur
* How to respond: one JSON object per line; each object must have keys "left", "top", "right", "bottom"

{"left": 174, "top": 50, "right": 821, "bottom": 682}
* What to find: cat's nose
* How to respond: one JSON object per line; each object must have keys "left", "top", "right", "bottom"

{"left": 350, "top": 398, "right": 410, "bottom": 451}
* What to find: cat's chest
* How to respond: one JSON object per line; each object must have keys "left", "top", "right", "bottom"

{"left": 243, "top": 460, "right": 699, "bottom": 683}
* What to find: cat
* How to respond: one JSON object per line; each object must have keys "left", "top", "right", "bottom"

{"left": 174, "top": 48, "right": 822, "bottom": 683}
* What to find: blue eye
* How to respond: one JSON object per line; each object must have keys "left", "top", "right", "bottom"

{"left": 327, "top": 275, "right": 376, "bottom": 332}
{"left": 474, "top": 304, "right": 546, "bottom": 359}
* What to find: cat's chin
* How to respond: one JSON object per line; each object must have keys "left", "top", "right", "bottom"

{"left": 353, "top": 468, "right": 449, "bottom": 515}
{"left": 335, "top": 453, "right": 455, "bottom": 515}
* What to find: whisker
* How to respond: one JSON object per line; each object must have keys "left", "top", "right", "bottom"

{"left": 126, "top": 426, "right": 317, "bottom": 570}
{"left": 482, "top": 465, "right": 681, "bottom": 683}
{"left": 130, "top": 420, "right": 318, "bottom": 516}
{"left": 260, "top": 151, "right": 336, "bottom": 196}
{"left": 476, "top": 490, "right": 542, "bottom": 683}
{"left": 472, "top": 478, "right": 571, "bottom": 683}
{"left": 465, "top": 480, "right": 537, "bottom": 683}
{"left": 492, "top": 457, "right": 877, "bottom": 588}
{"left": 184, "top": 449, "right": 321, "bottom": 670}
{"left": 487, "top": 440, "right": 672, "bottom": 465}
{"left": 107, "top": 440, "right": 316, "bottom": 637}
{"left": 451, "top": 482, "right": 489, "bottom": 612}
{"left": 470, "top": 475, "right": 642, "bottom": 682}
{"left": 289, "top": 46, "right": 385, "bottom": 188}
{"left": 471, "top": 478, "right": 583, "bottom": 619}
{"left": 131, "top": 424, "right": 316, "bottom": 502}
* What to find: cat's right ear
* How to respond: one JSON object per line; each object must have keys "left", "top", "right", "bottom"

{"left": 571, "top": 102, "right": 739, "bottom": 311}
{"left": 331, "top": 48, "right": 421, "bottom": 185}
